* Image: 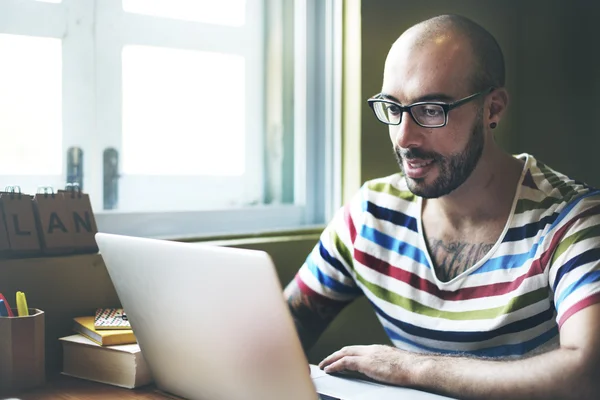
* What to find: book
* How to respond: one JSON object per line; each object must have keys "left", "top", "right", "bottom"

{"left": 95, "top": 308, "right": 131, "bottom": 330}
{"left": 60, "top": 334, "right": 152, "bottom": 389}
{"left": 73, "top": 316, "right": 137, "bottom": 346}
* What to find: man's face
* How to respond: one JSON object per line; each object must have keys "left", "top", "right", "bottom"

{"left": 393, "top": 110, "right": 484, "bottom": 198}
{"left": 382, "top": 31, "right": 486, "bottom": 198}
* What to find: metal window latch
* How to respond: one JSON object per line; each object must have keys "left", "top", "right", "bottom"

{"left": 66, "top": 147, "right": 84, "bottom": 189}
{"left": 103, "top": 148, "right": 119, "bottom": 210}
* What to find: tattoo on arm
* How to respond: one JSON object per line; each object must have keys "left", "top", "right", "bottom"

{"left": 428, "top": 239, "right": 494, "bottom": 282}
{"left": 284, "top": 280, "right": 347, "bottom": 354}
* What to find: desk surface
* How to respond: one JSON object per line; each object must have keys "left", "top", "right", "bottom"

{"left": 2, "top": 375, "right": 177, "bottom": 400}
{"left": 5, "top": 372, "right": 453, "bottom": 400}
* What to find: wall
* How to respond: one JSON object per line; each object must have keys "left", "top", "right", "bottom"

{"left": 359, "top": 0, "right": 600, "bottom": 187}
{"left": 360, "top": 0, "right": 520, "bottom": 182}
{"left": 0, "top": 254, "right": 118, "bottom": 374}
{"left": 515, "top": 0, "right": 600, "bottom": 186}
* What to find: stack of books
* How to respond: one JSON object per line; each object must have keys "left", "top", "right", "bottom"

{"left": 59, "top": 308, "right": 153, "bottom": 389}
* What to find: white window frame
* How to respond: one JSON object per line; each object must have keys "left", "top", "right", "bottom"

{"left": 94, "top": 0, "right": 265, "bottom": 214}
{"left": 0, "top": 0, "right": 342, "bottom": 239}
{"left": 0, "top": 0, "right": 78, "bottom": 197}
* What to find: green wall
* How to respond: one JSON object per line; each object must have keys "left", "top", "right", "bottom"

{"left": 359, "top": 0, "right": 600, "bottom": 187}
{"left": 515, "top": 1, "right": 600, "bottom": 185}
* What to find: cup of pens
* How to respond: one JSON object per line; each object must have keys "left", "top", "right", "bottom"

{"left": 0, "top": 291, "right": 45, "bottom": 393}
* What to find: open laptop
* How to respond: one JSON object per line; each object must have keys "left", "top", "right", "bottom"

{"left": 96, "top": 233, "right": 454, "bottom": 400}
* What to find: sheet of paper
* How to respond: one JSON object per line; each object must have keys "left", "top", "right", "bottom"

{"left": 311, "top": 364, "right": 386, "bottom": 398}
{"left": 309, "top": 364, "right": 328, "bottom": 379}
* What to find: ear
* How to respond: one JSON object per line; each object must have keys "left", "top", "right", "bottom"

{"left": 487, "top": 87, "right": 509, "bottom": 126}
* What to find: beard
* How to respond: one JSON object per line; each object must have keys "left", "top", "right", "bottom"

{"left": 394, "top": 111, "right": 485, "bottom": 199}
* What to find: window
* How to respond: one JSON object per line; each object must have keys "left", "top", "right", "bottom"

{"left": 0, "top": 34, "right": 62, "bottom": 179}
{"left": 0, "top": 0, "right": 342, "bottom": 238}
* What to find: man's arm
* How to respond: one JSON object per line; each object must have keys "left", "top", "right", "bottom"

{"left": 320, "top": 303, "right": 600, "bottom": 400}
{"left": 284, "top": 278, "right": 349, "bottom": 354}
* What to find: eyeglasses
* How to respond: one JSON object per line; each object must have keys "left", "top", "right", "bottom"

{"left": 367, "top": 87, "right": 494, "bottom": 128}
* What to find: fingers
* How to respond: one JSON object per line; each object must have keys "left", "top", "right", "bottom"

{"left": 318, "top": 350, "right": 346, "bottom": 370}
{"left": 318, "top": 345, "right": 367, "bottom": 370}
{"left": 317, "top": 345, "right": 407, "bottom": 386}
{"left": 323, "top": 355, "right": 361, "bottom": 374}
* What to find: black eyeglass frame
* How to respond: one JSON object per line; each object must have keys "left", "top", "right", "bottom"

{"left": 367, "top": 87, "right": 495, "bottom": 128}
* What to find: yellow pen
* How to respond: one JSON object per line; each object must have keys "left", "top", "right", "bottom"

{"left": 16, "top": 291, "right": 29, "bottom": 317}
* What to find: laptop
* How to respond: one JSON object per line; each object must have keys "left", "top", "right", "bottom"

{"left": 96, "top": 233, "right": 454, "bottom": 400}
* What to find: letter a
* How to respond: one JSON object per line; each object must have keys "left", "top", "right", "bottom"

{"left": 48, "top": 212, "right": 68, "bottom": 233}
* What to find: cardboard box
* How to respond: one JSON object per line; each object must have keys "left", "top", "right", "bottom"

{"left": 0, "top": 308, "right": 45, "bottom": 392}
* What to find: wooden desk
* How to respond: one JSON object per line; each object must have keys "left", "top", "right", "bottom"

{"left": 1, "top": 375, "right": 182, "bottom": 400}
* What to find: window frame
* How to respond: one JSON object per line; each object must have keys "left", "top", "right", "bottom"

{"left": 94, "top": 0, "right": 266, "bottom": 214}
{"left": 0, "top": 0, "right": 343, "bottom": 239}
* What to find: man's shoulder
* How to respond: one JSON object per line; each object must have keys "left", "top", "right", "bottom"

{"left": 519, "top": 154, "right": 598, "bottom": 213}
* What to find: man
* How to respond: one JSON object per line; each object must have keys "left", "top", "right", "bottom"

{"left": 284, "top": 14, "right": 600, "bottom": 400}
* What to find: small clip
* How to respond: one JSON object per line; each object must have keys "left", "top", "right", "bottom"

{"left": 5, "top": 185, "right": 22, "bottom": 199}
{"left": 65, "top": 182, "right": 82, "bottom": 199}
{"left": 37, "top": 186, "right": 55, "bottom": 199}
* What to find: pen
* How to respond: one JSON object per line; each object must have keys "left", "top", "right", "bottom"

{"left": 16, "top": 291, "right": 29, "bottom": 317}
{"left": 0, "top": 292, "right": 14, "bottom": 317}
{"left": 0, "top": 299, "right": 9, "bottom": 317}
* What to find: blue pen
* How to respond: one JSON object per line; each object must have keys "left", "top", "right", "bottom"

{"left": 0, "top": 299, "right": 9, "bottom": 317}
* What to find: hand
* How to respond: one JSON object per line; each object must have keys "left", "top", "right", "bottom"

{"left": 318, "top": 344, "right": 421, "bottom": 386}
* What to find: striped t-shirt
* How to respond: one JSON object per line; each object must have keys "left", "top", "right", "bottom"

{"left": 295, "top": 154, "right": 600, "bottom": 358}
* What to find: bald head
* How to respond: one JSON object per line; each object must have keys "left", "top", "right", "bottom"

{"left": 390, "top": 15, "right": 505, "bottom": 93}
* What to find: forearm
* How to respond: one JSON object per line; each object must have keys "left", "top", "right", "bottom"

{"left": 413, "top": 348, "right": 599, "bottom": 400}
{"left": 287, "top": 300, "right": 326, "bottom": 353}
{"left": 284, "top": 279, "right": 347, "bottom": 354}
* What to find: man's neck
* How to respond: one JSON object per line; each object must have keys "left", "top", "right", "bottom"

{"left": 422, "top": 148, "right": 524, "bottom": 230}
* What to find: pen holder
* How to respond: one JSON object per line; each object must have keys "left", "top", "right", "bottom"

{"left": 0, "top": 309, "right": 45, "bottom": 393}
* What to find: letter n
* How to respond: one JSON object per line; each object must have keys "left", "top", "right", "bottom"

{"left": 73, "top": 211, "right": 93, "bottom": 233}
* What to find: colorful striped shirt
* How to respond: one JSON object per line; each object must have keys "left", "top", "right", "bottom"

{"left": 296, "top": 154, "right": 600, "bottom": 358}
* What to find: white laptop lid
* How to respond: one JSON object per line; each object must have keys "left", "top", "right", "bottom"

{"left": 96, "top": 233, "right": 318, "bottom": 400}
